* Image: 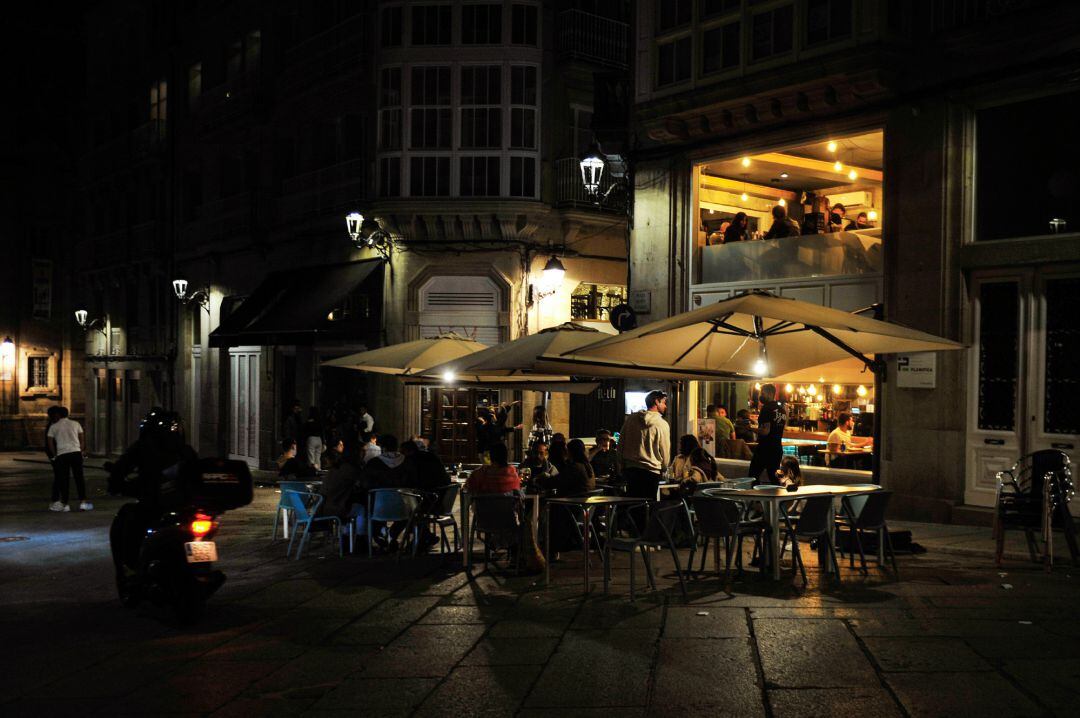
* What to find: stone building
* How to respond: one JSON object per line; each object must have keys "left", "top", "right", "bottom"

{"left": 626, "top": 0, "right": 1080, "bottom": 520}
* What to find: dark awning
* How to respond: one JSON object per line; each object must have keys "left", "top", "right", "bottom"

{"left": 209, "top": 259, "right": 383, "bottom": 348}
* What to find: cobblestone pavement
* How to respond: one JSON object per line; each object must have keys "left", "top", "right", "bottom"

{"left": 2, "top": 454, "right": 1079, "bottom": 717}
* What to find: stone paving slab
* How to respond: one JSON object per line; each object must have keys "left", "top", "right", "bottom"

{"left": 3, "top": 455, "right": 1080, "bottom": 716}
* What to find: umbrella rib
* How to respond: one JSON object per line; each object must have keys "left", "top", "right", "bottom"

{"left": 673, "top": 324, "right": 720, "bottom": 365}
{"left": 806, "top": 325, "right": 877, "bottom": 372}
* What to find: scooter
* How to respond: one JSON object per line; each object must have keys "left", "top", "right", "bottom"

{"left": 108, "top": 457, "right": 252, "bottom": 622}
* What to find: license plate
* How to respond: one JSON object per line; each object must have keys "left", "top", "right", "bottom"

{"left": 185, "top": 541, "right": 218, "bottom": 563}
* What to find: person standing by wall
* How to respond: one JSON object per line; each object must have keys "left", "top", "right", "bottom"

{"left": 47, "top": 406, "right": 91, "bottom": 511}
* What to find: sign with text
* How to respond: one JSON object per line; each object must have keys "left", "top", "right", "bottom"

{"left": 629, "top": 289, "right": 651, "bottom": 314}
{"left": 896, "top": 352, "right": 936, "bottom": 389}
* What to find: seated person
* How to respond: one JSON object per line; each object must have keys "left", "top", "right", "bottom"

{"left": 465, "top": 442, "right": 521, "bottom": 495}
{"left": 774, "top": 455, "right": 803, "bottom": 489}
{"left": 543, "top": 439, "right": 596, "bottom": 497}
{"left": 401, "top": 439, "right": 449, "bottom": 494}
{"left": 708, "top": 405, "right": 736, "bottom": 441}
{"left": 826, "top": 412, "right": 872, "bottom": 452}
{"left": 716, "top": 437, "right": 754, "bottom": 461}
{"left": 764, "top": 204, "right": 801, "bottom": 239}
{"left": 520, "top": 440, "right": 558, "bottom": 483}
{"left": 680, "top": 448, "right": 724, "bottom": 494}
{"left": 277, "top": 438, "right": 317, "bottom": 478}
{"left": 323, "top": 438, "right": 345, "bottom": 470}
{"left": 588, "top": 429, "right": 612, "bottom": 459}
{"left": 589, "top": 434, "right": 620, "bottom": 479}
{"left": 670, "top": 434, "right": 701, "bottom": 482}
{"left": 733, "top": 409, "right": 756, "bottom": 443}
{"left": 317, "top": 449, "right": 363, "bottom": 520}
{"left": 364, "top": 434, "right": 405, "bottom": 487}
{"left": 846, "top": 211, "right": 871, "bottom": 231}
{"left": 361, "top": 432, "right": 382, "bottom": 464}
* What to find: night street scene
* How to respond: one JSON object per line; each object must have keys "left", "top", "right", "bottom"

{"left": 4, "top": 1, "right": 1080, "bottom": 716}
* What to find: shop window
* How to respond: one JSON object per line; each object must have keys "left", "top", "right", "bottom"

{"left": 509, "top": 156, "right": 536, "bottom": 198}
{"left": 410, "top": 156, "right": 450, "bottom": 196}
{"left": 511, "top": 4, "right": 538, "bottom": 45}
{"left": 657, "top": 36, "right": 691, "bottom": 87}
{"left": 977, "top": 282, "right": 1019, "bottom": 431}
{"left": 751, "top": 5, "right": 793, "bottom": 60}
{"left": 571, "top": 283, "right": 627, "bottom": 321}
{"left": 657, "top": 0, "right": 692, "bottom": 33}
{"left": 976, "top": 90, "right": 1080, "bottom": 241}
{"left": 462, "top": 4, "right": 502, "bottom": 44}
{"left": 381, "top": 6, "right": 403, "bottom": 47}
{"left": 702, "top": 21, "right": 740, "bottom": 74}
{"left": 460, "top": 156, "right": 501, "bottom": 196}
{"left": 412, "top": 5, "right": 452, "bottom": 45}
{"left": 806, "top": 0, "right": 852, "bottom": 46}
{"left": 1043, "top": 277, "right": 1080, "bottom": 435}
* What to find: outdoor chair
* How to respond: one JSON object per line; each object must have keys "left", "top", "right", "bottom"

{"left": 605, "top": 499, "right": 692, "bottom": 601}
{"left": 835, "top": 490, "right": 898, "bottom": 576}
{"left": 688, "top": 495, "right": 766, "bottom": 584}
{"left": 272, "top": 481, "right": 310, "bottom": 540}
{"left": 780, "top": 495, "right": 840, "bottom": 586}
{"left": 422, "top": 483, "right": 461, "bottom": 554}
{"left": 994, "top": 450, "right": 1077, "bottom": 569}
{"left": 469, "top": 494, "right": 524, "bottom": 574}
{"left": 283, "top": 490, "right": 342, "bottom": 560}
{"left": 367, "top": 488, "right": 423, "bottom": 559}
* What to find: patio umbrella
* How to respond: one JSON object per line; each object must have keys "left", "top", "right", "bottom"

{"left": 421, "top": 322, "right": 745, "bottom": 381}
{"left": 556, "top": 291, "right": 964, "bottom": 378}
{"left": 320, "top": 333, "right": 487, "bottom": 376}
{"left": 400, "top": 377, "right": 601, "bottom": 395}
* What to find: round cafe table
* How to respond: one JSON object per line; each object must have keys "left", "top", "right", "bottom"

{"left": 544, "top": 495, "right": 648, "bottom": 593}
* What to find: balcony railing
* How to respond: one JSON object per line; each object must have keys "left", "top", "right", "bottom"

{"left": 554, "top": 157, "right": 626, "bottom": 213}
{"left": 555, "top": 9, "right": 629, "bottom": 68}
{"left": 279, "top": 158, "right": 366, "bottom": 222}
{"left": 699, "top": 229, "right": 882, "bottom": 285}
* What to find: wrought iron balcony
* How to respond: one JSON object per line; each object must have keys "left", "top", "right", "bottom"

{"left": 554, "top": 157, "right": 626, "bottom": 213}
{"left": 555, "top": 10, "right": 629, "bottom": 68}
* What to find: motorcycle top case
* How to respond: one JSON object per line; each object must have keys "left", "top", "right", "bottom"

{"left": 188, "top": 457, "right": 254, "bottom": 511}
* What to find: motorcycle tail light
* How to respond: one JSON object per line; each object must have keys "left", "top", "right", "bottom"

{"left": 190, "top": 514, "right": 214, "bottom": 538}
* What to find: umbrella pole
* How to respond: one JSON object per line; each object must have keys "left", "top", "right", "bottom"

{"left": 873, "top": 359, "right": 883, "bottom": 486}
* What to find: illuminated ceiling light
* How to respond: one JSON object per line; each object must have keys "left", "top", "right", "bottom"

{"left": 442, "top": 370, "right": 456, "bottom": 384}
{"left": 818, "top": 376, "right": 825, "bottom": 383}
{"left": 833, "top": 161, "right": 843, "bottom": 172}
{"left": 741, "top": 192, "right": 749, "bottom": 201}
{"left": 740, "top": 156, "right": 751, "bottom": 168}
{"left": 780, "top": 172, "right": 789, "bottom": 179}
{"left": 827, "top": 140, "right": 838, "bottom": 152}
{"left": 708, "top": 208, "right": 715, "bottom": 214}
{"left": 868, "top": 210, "right": 878, "bottom": 221}
{"left": 808, "top": 384, "right": 817, "bottom": 396}
{"left": 752, "top": 358, "right": 768, "bottom": 377}
{"left": 784, "top": 383, "right": 794, "bottom": 393}
{"left": 848, "top": 169, "right": 859, "bottom": 181}
{"left": 832, "top": 384, "right": 843, "bottom": 394}
{"left": 856, "top": 385, "right": 868, "bottom": 397}
{"left": 778, "top": 198, "right": 786, "bottom": 207}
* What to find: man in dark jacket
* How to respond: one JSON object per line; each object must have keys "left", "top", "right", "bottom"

{"left": 764, "top": 204, "right": 801, "bottom": 239}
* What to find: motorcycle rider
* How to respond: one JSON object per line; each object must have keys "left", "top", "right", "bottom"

{"left": 108, "top": 408, "right": 198, "bottom": 586}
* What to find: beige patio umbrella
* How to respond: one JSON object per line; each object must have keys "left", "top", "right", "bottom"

{"left": 556, "top": 291, "right": 964, "bottom": 378}
{"left": 320, "top": 333, "right": 487, "bottom": 375}
{"left": 421, "top": 323, "right": 745, "bottom": 381}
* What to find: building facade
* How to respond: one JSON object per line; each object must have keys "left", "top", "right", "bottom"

{"left": 76, "top": 0, "right": 631, "bottom": 466}
{"left": 626, "top": 0, "right": 1080, "bottom": 521}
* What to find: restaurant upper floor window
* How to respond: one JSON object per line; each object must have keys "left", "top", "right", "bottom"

{"left": 751, "top": 4, "right": 793, "bottom": 60}
{"left": 381, "top": 6, "right": 403, "bottom": 47}
{"left": 511, "top": 4, "right": 538, "bottom": 45}
{"left": 412, "top": 5, "right": 452, "bottom": 45}
{"left": 462, "top": 4, "right": 502, "bottom": 44}
{"left": 657, "top": 36, "right": 691, "bottom": 87}
{"left": 976, "top": 90, "right": 1080, "bottom": 241}
{"left": 702, "top": 21, "right": 740, "bottom": 74}
{"left": 657, "top": 0, "right": 692, "bottom": 33}
{"left": 806, "top": 0, "right": 852, "bottom": 46}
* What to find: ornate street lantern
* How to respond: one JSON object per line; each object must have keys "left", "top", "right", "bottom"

{"left": 172, "top": 278, "right": 189, "bottom": 301}
{"left": 579, "top": 150, "right": 605, "bottom": 198}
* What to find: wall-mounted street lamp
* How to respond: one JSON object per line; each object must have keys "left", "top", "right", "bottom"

{"left": 579, "top": 143, "right": 629, "bottom": 206}
{"left": 172, "top": 278, "right": 210, "bottom": 314}
{"left": 345, "top": 212, "right": 392, "bottom": 260}
{"left": 529, "top": 255, "right": 566, "bottom": 304}
{"left": 0, "top": 336, "right": 14, "bottom": 382}
{"left": 74, "top": 309, "right": 107, "bottom": 335}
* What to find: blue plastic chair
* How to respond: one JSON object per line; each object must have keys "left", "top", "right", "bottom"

{"left": 283, "top": 490, "right": 342, "bottom": 559}
{"left": 273, "top": 481, "right": 310, "bottom": 540}
{"left": 367, "top": 488, "right": 422, "bottom": 558}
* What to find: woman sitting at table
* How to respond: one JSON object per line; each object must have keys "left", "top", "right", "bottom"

{"left": 774, "top": 455, "right": 803, "bottom": 489}
{"left": 670, "top": 434, "right": 701, "bottom": 482}
{"left": 277, "top": 438, "right": 317, "bottom": 479}
{"left": 465, "top": 442, "right": 521, "bottom": 495}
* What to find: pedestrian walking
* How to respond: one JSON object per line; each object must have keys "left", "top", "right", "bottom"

{"left": 303, "top": 406, "right": 325, "bottom": 469}
{"left": 748, "top": 383, "right": 788, "bottom": 483}
{"left": 47, "top": 406, "right": 91, "bottom": 511}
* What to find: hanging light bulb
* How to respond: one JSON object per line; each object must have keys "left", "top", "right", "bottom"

{"left": 741, "top": 191, "right": 749, "bottom": 202}
{"left": 868, "top": 210, "right": 878, "bottom": 221}
{"left": 833, "top": 161, "right": 843, "bottom": 172}
{"left": 827, "top": 140, "right": 838, "bottom": 153}
{"left": 740, "top": 156, "right": 751, "bottom": 168}
{"left": 442, "top": 370, "right": 457, "bottom": 384}
{"left": 832, "top": 384, "right": 843, "bottom": 394}
{"left": 856, "top": 385, "right": 868, "bottom": 397}
{"left": 784, "top": 383, "right": 794, "bottom": 394}
{"left": 778, "top": 198, "right": 786, "bottom": 207}
{"left": 780, "top": 172, "right": 789, "bottom": 178}
{"left": 808, "top": 384, "right": 817, "bottom": 396}
{"left": 848, "top": 169, "right": 858, "bottom": 181}
{"left": 754, "top": 383, "right": 761, "bottom": 391}
{"left": 752, "top": 358, "right": 768, "bottom": 376}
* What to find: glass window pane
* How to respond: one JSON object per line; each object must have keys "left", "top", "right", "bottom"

{"left": 977, "top": 282, "right": 1019, "bottom": 431}
{"left": 512, "top": 4, "right": 538, "bottom": 45}
{"left": 1044, "top": 277, "right": 1080, "bottom": 434}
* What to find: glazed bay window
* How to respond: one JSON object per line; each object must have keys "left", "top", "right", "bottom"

{"left": 461, "top": 66, "right": 501, "bottom": 149}
{"left": 702, "top": 21, "right": 740, "bottom": 74}
{"left": 412, "top": 4, "right": 451, "bottom": 45}
{"left": 511, "top": 3, "right": 538, "bottom": 45}
{"left": 657, "top": 0, "right": 692, "bottom": 32}
{"left": 806, "top": 0, "right": 852, "bottom": 46}
{"left": 751, "top": 4, "right": 794, "bottom": 60}
{"left": 379, "top": 67, "right": 402, "bottom": 150}
{"left": 411, "top": 156, "right": 450, "bottom": 196}
{"left": 381, "top": 5, "right": 403, "bottom": 47}
{"left": 379, "top": 157, "right": 401, "bottom": 197}
{"left": 657, "top": 36, "right": 691, "bottom": 87}
{"left": 510, "top": 65, "right": 537, "bottom": 149}
{"left": 460, "top": 156, "right": 500, "bottom": 196}
{"left": 462, "top": 3, "right": 502, "bottom": 44}
{"left": 703, "top": 0, "right": 741, "bottom": 18}
{"left": 411, "top": 66, "right": 452, "bottom": 149}
{"left": 509, "top": 156, "right": 536, "bottom": 197}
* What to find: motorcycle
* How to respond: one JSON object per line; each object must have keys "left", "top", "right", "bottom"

{"left": 108, "top": 456, "right": 253, "bottom": 622}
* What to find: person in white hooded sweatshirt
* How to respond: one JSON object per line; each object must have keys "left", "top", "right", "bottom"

{"left": 618, "top": 390, "right": 672, "bottom": 502}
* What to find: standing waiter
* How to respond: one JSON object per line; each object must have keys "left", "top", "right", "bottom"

{"left": 748, "top": 384, "right": 787, "bottom": 482}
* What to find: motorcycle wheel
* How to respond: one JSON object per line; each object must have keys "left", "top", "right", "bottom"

{"left": 173, "top": 584, "right": 206, "bottom": 625}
